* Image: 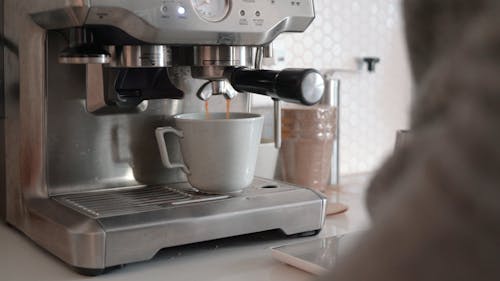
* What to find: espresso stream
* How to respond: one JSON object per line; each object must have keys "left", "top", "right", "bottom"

{"left": 226, "top": 99, "right": 231, "bottom": 119}
{"left": 205, "top": 101, "right": 209, "bottom": 119}
{"left": 204, "top": 100, "right": 231, "bottom": 119}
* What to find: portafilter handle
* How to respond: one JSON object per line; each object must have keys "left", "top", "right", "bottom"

{"left": 226, "top": 67, "right": 325, "bottom": 105}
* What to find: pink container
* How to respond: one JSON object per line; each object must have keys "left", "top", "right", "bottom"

{"left": 280, "top": 106, "right": 337, "bottom": 192}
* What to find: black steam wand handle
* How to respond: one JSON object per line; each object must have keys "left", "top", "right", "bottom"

{"left": 225, "top": 67, "right": 325, "bottom": 105}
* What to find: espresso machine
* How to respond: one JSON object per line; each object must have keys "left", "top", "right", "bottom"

{"left": 1, "top": 0, "right": 326, "bottom": 275}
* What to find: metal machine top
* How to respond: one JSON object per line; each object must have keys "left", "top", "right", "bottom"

{"left": 31, "top": 0, "right": 316, "bottom": 46}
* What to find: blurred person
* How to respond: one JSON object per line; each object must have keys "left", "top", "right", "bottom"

{"left": 320, "top": 0, "right": 500, "bottom": 280}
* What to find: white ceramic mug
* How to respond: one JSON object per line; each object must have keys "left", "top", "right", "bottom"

{"left": 155, "top": 112, "right": 264, "bottom": 194}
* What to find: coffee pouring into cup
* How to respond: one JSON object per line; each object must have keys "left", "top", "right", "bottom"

{"left": 156, "top": 64, "right": 325, "bottom": 194}
{"left": 153, "top": 45, "right": 325, "bottom": 195}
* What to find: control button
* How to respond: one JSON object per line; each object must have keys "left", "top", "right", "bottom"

{"left": 160, "top": 5, "right": 168, "bottom": 15}
{"left": 255, "top": 11, "right": 261, "bottom": 17}
{"left": 177, "top": 6, "right": 186, "bottom": 16}
{"left": 240, "top": 10, "right": 246, "bottom": 16}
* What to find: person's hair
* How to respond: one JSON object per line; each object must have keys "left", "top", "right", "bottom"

{"left": 404, "top": 0, "right": 490, "bottom": 82}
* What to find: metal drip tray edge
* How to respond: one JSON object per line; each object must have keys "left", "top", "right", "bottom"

{"left": 52, "top": 185, "right": 229, "bottom": 219}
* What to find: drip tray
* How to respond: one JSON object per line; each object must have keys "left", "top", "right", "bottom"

{"left": 53, "top": 185, "right": 229, "bottom": 219}
{"left": 39, "top": 178, "right": 326, "bottom": 268}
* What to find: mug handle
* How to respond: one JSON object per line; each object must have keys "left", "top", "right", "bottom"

{"left": 155, "top": 127, "right": 190, "bottom": 174}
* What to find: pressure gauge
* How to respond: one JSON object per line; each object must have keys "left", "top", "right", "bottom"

{"left": 191, "top": 0, "right": 230, "bottom": 22}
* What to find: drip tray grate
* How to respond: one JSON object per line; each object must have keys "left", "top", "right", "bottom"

{"left": 53, "top": 186, "right": 229, "bottom": 219}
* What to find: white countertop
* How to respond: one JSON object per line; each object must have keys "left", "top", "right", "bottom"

{"left": 0, "top": 177, "right": 370, "bottom": 281}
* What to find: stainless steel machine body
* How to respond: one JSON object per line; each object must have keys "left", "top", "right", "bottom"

{"left": 1, "top": 0, "right": 326, "bottom": 274}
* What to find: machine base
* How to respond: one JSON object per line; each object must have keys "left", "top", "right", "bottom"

{"left": 73, "top": 228, "right": 322, "bottom": 276}
{"left": 17, "top": 178, "right": 327, "bottom": 274}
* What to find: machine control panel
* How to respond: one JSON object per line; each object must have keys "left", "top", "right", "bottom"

{"left": 54, "top": 0, "right": 316, "bottom": 45}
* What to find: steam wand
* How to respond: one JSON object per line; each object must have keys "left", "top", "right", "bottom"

{"left": 254, "top": 45, "right": 282, "bottom": 148}
{"left": 258, "top": 45, "right": 282, "bottom": 148}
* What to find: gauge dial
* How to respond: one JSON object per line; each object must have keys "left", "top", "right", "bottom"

{"left": 191, "top": 0, "right": 230, "bottom": 22}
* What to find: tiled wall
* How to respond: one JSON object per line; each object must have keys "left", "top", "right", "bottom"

{"left": 257, "top": 0, "right": 413, "bottom": 176}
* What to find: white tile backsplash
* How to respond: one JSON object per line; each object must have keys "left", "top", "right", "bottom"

{"left": 259, "top": 0, "right": 413, "bottom": 176}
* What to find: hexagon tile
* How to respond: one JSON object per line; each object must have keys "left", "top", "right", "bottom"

{"left": 266, "top": 0, "right": 413, "bottom": 176}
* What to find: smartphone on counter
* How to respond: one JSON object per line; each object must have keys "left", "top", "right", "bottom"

{"left": 271, "top": 232, "right": 363, "bottom": 275}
